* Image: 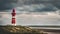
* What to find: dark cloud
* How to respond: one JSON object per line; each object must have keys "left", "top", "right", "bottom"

{"left": 0, "top": 0, "right": 17, "bottom": 11}
{"left": 34, "top": 4, "right": 58, "bottom": 11}
{"left": 0, "top": 0, "right": 60, "bottom": 11}
{"left": 53, "top": 1, "right": 60, "bottom": 9}
{"left": 17, "top": 0, "right": 60, "bottom": 11}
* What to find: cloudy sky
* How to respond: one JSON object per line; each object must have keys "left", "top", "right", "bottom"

{"left": 0, "top": 0, "right": 60, "bottom": 26}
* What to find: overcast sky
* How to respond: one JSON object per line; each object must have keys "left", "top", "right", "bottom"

{"left": 0, "top": 0, "right": 60, "bottom": 26}
{"left": 0, "top": 0, "right": 60, "bottom": 11}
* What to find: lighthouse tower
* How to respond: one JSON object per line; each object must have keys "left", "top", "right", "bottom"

{"left": 11, "top": 9, "right": 16, "bottom": 26}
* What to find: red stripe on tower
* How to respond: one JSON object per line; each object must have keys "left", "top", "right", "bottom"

{"left": 12, "top": 18, "right": 15, "bottom": 24}
{"left": 12, "top": 9, "right": 16, "bottom": 16}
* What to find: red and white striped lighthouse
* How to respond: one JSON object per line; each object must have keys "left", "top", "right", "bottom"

{"left": 11, "top": 9, "right": 16, "bottom": 25}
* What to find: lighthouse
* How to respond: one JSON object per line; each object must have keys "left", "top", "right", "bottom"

{"left": 11, "top": 9, "right": 16, "bottom": 26}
